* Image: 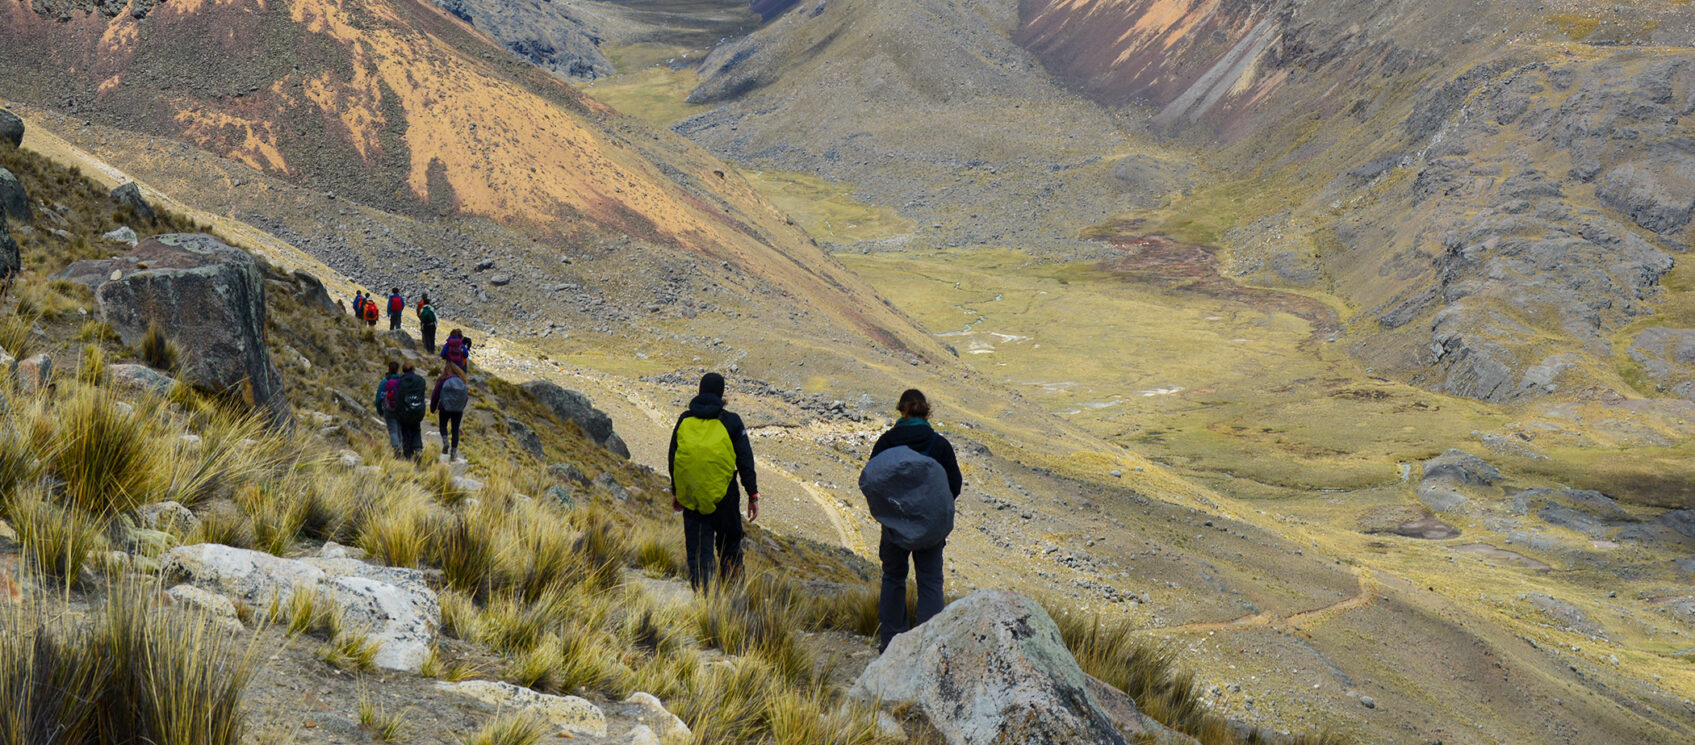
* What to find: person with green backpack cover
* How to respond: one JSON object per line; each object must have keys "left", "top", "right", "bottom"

{"left": 668, "top": 372, "right": 759, "bottom": 592}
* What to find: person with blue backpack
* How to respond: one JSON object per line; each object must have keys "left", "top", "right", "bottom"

{"left": 668, "top": 372, "right": 759, "bottom": 592}
{"left": 430, "top": 362, "right": 470, "bottom": 463}
{"left": 374, "top": 361, "right": 403, "bottom": 455}
{"left": 860, "top": 389, "right": 962, "bottom": 652}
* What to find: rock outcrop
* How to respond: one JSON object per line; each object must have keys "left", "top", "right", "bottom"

{"left": 56, "top": 234, "right": 291, "bottom": 426}
{"left": 520, "top": 380, "right": 629, "bottom": 456}
{"left": 0, "top": 167, "right": 29, "bottom": 223}
{"left": 849, "top": 589, "right": 1138, "bottom": 745}
{"left": 0, "top": 108, "right": 22, "bottom": 148}
{"left": 0, "top": 212, "right": 18, "bottom": 279}
{"left": 109, "top": 182, "right": 155, "bottom": 222}
{"left": 162, "top": 543, "right": 439, "bottom": 672}
{"left": 1415, "top": 449, "right": 1501, "bottom": 514}
{"left": 437, "top": 680, "right": 607, "bottom": 737}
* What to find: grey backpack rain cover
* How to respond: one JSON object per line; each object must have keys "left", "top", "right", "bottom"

{"left": 859, "top": 440, "right": 955, "bottom": 551}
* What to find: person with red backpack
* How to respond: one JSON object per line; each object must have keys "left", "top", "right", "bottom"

{"left": 386, "top": 288, "right": 405, "bottom": 331}
{"left": 430, "top": 362, "right": 470, "bottom": 463}
{"left": 668, "top": 372, "right": 759, "bottom": 592}
{"left": 361, "top": 296, "right": 380, "bottom": 327}
{"left": 440, "top": 328, "right": 471, "bottom": 371}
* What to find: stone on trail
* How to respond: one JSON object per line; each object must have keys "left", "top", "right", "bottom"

{"left": 162, "top": 543, "right": 439, "bottom": 672}
{"left": 849, "top": 588, "right": 1139, "bottom": 745}
{"left": 438, "top": 680, "right": 607, "bottom": 737}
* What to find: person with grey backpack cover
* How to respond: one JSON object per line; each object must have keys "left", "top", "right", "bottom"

{"left": 430, "top": 362, "right": 470, "bottom": 463}
{"left": 860, "top": 389, "right": 962, "bottom": 652}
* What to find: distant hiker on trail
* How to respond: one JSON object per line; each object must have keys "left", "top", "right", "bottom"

{"left": 440, "top": 328, "right": 471, "bottom": 371}
{"left": 375, "top": 361, "right": 402, "bottom": 455}
{"left": 387, "top": 287, "right": 405, "bottom": 331}
{"left": 352, "top": 291, "right": 367, "bottom": 319}
{"left": 391, "top": 362, "right": 429, "bottom": 461}
{"left": 430, "top": 362, "right": 469, "bottom": 463}
{"left": 362, "top": 296, "right": 380, "bottom": 327}
{"left": 417, "top": 292, "right": 430, "bottom": 314}
{"left": 668, "top": 372, "right": 759, "bottom": 592}
{"left": 419, "top": 297, "right": 438, "bottom": 352}
{"left": 860, "top": 389, "right": 962, "bottom": 652}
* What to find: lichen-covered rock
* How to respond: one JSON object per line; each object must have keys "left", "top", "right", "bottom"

{"left": 849, "top": 589, "right": 1133, "bottom": 745}
{"left": 56, "top": 234, "right": 291, "bottom": 427}
{"left": 165, "top": 583, "right": 243, "bottom": 629}
{"left": 616, "top": 693, "right": 692, "bottom": 745}
{"left": 134, "top": 500, "right": 199, "bottom": 533}
{"left": 438, "top": 680, "right": 607, "bottom": 737}
{"left": 162, "top": 543, "right": 439, "bottom": 672}
{"left": 521, "top": 380, "right": 628, "bottom": 456}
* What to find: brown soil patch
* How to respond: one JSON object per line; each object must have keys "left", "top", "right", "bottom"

{"left": 1099, "top": 233, "right": 1340, "bottom": 338}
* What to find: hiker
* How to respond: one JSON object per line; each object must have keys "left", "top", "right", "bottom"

{"left": 390, "top": 362, "right": 429, "bottom": 460}
{"left": 418, "top": 297, "right": 438, "bottom": 352}
{"left": 352, "top": 290, "right": 367, "bottom": 319}
{"left": 861, "top": 389, "right": 962, "bottom": 652}
{"left": 440, "top": 328, "right": 471, "bottom": 371}
{"left": 362, "top": 296, "right": 380, "bottom": 327}
{"left": 374, "top": 361, "right": 402, "bottom": 455}
{"left": 386, "top": 287, "right": 405, "bottom": 331}
{"left": 430, "top": 362, "right": 469, "bottom": 463}
{"left": 668, "top": 372, "right": 759, "bottom": 592}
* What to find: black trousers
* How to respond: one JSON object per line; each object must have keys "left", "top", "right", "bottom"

{"left": 389, "top": 312, "right": 401, "bottom": 330}
{"left": 438, "top": 409, "right": 462, "bottom": 451}
{"left": 878, "top": 529, "right": 945, "bottom": 651}
{"left": 422, "top": 326, "right": 436, "bottom": 352}
{"left": 681, "top": 492, "right": 743, "bottom": 592}
{"left": 399, "top": 419, "right": 424, "bottom": 459}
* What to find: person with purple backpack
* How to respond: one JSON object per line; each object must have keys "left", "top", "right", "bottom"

{"left": 373, "top": 361, "right": 403, "bottom": 455}
{"left": 440, "top": 328, "right": 472, "bottom": 371}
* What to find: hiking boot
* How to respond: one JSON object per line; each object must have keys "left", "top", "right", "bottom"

{"left": 449, "top": 447, "right": 458, "bottom": 463}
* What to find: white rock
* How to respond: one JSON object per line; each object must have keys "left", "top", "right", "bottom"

{"left": 135, "top": 500, "right": 199, "bottom": 533}
{"left": 621, "top": 692, "right": 692, "bottom": 745}
{"left": 102, "top": 226, "right": 138, "bottom": 246}
{"left": 623, "top": 725, "right": 660, "bottom": 745}
{"left": 849, "top": 589, "right": 1136, "bottom": 745}
{"left": 165, "top": 583, "right": 243, "bottom": 630}
{"left": 338, "top": 450, "right": 363, "bottom": 469}
{"left": 318, "top": 541, "right": 366, "bottom": 560}
{"left": 451, "top": 476, "right": 484, "bottom": 493}
{"left": 438, "top": 680, "right": 606, "bottom": 737}
{"left": 162, "top": 544, "right": 439, "bottom": 672}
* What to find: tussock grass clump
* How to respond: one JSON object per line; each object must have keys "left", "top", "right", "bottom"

{"left": 76, "top": 342, "right": 107, "bottom": 385}
{"left": 318, "top": 631, "right": 382, "bottom": 672}
{"left": 141, "top": 321, "right": 182, "bottom": 372}
{"left": 359, "top": 486, "right": 439, "bottom": 568}
{"left": 359, "top": 694, "right": 407, "bottom": 743}
{"left": 0, "top": 309, "right": 38, "bottom": 359}
{"left": 464, "top": 711, "right": 547, "bottom": 745}
{"left": 48, "top": 385, "right": 168, "bottom": 515}
{"left": 0, "top": 582, "right": 255, "bottom": 745}
{"left": 9, "top": 486, "right": 105, "bottom": 585}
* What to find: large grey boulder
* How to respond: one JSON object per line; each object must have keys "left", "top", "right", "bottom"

{"left": 0, "top": 108, "right": 22, "bottom": 148}
{"left": 1627, "top": 327, "right": 1695, "bottom": 398}
{"left": 0, "top": 167, "right": 29, "bottom": 223}
{"left": 849, "top": 589, "right": 1137, "bottom": 745}
{"left": 1422, "top": 449, "right": 1499, "bottom": 486}
{"left": 55, "top": 234, "right": 291, "bottom": 427}
{"left": 521, "top": 379, "right": 629, "bottom": 457}
{"left": 163, "top": 543, "right": 439, "bottom": 672}
{"left": 1595, "top": 156, "right": 1695, "bottom": 236}
{"left": 0, "top": 213, "right": 18, "bottom": 279}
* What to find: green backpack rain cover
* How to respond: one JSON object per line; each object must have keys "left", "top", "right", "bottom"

{"left": 673, "top": 416, "right": 737, "bottom": 514}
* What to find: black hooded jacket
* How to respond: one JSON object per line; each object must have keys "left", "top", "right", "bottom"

{"left": 870, "top": 420, "right": 963, "bottom": 498}
{"left": 667, "top": 393, "right": 758, "bottom": 502}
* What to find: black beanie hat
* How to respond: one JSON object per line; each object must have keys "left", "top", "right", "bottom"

{"left": 699, "top": 372, "right": 726, "bottom": 397}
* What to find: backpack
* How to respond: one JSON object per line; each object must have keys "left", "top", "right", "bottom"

{"left": 442, "top": 337, "right": 468, "bottom": 367}
{"left": 362, "top": 302, "right": 379, "bottom": 322}
{"left": 419, "top": 305, "right": 437, "bottom": 328}
{"left": 374, "top": 376, "right": 396, "bottom": 414}
{"left": 394, "top": 374, "right": 428, "bottom": 424}
{"left": 388, "top": 295, "right": 404, "bottom": 314}
{"left": 352, "top": 296, "right": 365, "bottom": 315}
{"left": 439, "top": 375, "right": 469, "bottom": 413}
{"left": 672, "top": 416, "right": 737, "bottom": 514}
{"left": 859, "top": 436, "right": 954, "bottom": 551}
